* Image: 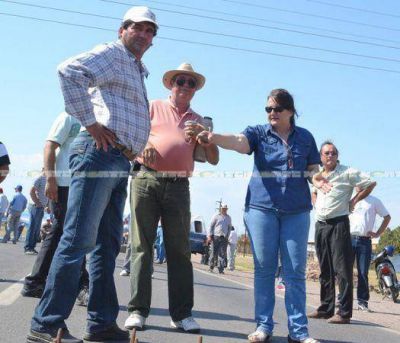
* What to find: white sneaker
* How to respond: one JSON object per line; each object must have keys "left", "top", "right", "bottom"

{"left": 170, "top": 316, "right": 200, "bottom": 333}
{"left": 120, "top": 270, "right": 129, "bottom": 276}
{"left": 124, "top": 313, "right": 146, "bottom": 330}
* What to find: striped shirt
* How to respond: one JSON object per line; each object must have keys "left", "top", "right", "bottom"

{"left": 58, "top": 40, "right": 151, "bottom": 154}
{"left": 32, "top": 175, "right": 49, "bottom": 208}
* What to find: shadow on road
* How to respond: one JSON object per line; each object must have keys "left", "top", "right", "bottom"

{"left": 194, "top": 281, "right": 247, "bottom": 291}
{"left": 0, "top": 279, "right": 23, "bottom": 284}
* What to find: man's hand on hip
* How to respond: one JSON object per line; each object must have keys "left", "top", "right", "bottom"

{"left": 86, "top": 122, "right": 116, "bottom": 152}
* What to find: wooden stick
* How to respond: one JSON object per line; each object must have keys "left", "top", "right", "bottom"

{"left": 52, "top": 328, "right": 63, "bottom": 343}
{"left": 130, "top": 328, "right": 137, "bottom": 343}
{"left": 197, "top": 336, "right": 203, "bottom": 343}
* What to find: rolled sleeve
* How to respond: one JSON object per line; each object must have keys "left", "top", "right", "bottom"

{"left": 348, "top": 168, "right": 372, "bottom": 190}
{"left": 242, "top": 125, "right": 261, "bottom": 154}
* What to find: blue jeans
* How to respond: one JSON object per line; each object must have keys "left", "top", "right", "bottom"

{"left": 244, "top": 208, "right": 310, "bottom": 340}
{"left": 31, "top": 132, "right": 130, "bottom": 333}
{"left": 351, "top": 236, "right": 372, "bottom": 306}
{"left": 155, "top": 226, "right": 165, "bottom": 262}
{"left": 25, "top": 205, "right": 44, "bottom": 250}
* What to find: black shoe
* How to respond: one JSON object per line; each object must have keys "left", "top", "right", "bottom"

{"left": 218, "top": 270, "right": 224, "bottom": 274}
{"left": 21, "top": 285, "right": 44, "bottom": 298}
{"left": 83, "top": 323, "right": 129, "bottom": 342}
{"left": 27, "top": 328, "right": 82, "bottom": 343}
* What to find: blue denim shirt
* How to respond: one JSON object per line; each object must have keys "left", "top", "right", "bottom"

{"left": 9, "top": 192, "right": 28, "bottom": 213}
{"left": 242, "top": 124, "right": 320, "bottom": 213}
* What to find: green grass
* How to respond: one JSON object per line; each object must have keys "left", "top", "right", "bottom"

{"left": 235, "top": 255, "right": 400, "bottom": 294}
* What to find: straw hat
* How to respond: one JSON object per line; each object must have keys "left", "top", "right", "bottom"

{"left": 163, "top": 63, "right": 206, "bottom": 90}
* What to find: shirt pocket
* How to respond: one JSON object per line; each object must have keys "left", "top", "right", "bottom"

{"left": 291, "top": 139, "right": 310, "bottom": 170}
{"left": 258, "top": 136, "right": 284, "bottom": 169}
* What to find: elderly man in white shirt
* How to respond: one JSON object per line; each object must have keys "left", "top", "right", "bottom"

{"left": 309, "top": 141, "right": 376, "bottom": 324}
{"left": 350, "top": 194, "right": 391, "bottom": 311}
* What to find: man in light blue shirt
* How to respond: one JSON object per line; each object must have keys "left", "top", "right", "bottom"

{"left": 2, "top": 185, "right": 27, "bottom": 244}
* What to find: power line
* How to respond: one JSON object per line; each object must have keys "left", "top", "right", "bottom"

{"left": 96, "top": 0, "right": 400, "bottom": 45}
{"left": 99, "top": 0, "right": 400, "bottom": 51}
{"left": 306, "top": 0, "right": 400, "bottom": 19}
{"left": 1, "top": 11, "right": 400, "bottom": 75}
{"left": 216, "top": 0, "right": 400, "bottom": 32}
{"left": 3, "top": 0, "right": 400, "bottom": 64}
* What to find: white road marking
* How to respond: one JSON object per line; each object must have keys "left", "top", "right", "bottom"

{"left": 0, "top": 278, "right": 24, "bottom": 306}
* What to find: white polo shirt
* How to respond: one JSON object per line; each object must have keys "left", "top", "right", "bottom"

{"left": 350, "top": 195, "right": 389, "bottom": 237}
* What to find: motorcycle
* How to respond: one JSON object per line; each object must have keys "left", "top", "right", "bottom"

{"left": 371, "top": 245, "right": 399, "bottom": 302}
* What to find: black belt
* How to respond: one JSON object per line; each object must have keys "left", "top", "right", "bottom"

{"left": 351, "top": 235, "right": 371, "bottom": 240}
{"left": 139, "top": 164, "right": 188, "bottom": 182}
{"left": 317, "top": 215, "right": 348, "bottom": 225}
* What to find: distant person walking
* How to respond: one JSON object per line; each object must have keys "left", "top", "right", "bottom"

{"left": 309, "top": 141, "right": 376, "bottom": 324}
{"left": 24, "top": 170, "right": 49, "bottom": 255}
{"left": 208, "top": 204, "right": 232, "bottom": 274}
{"left": 2, "top": 185, "right": 27, "bottom": 244}
{"left": 350, "top": 194, "right": 391, "bottom": 312}
{"left": 227, "top": 226, "right": 238, "bottom": 271}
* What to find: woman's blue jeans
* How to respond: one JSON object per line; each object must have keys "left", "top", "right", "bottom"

{"left": 244, "top": 207, "right": 310, "bottom": 340}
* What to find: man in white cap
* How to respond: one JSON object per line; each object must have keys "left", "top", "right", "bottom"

{"left": 28, "top": 6, "right": 158, "bottom": 343}
{"left": 124, "top": 63, "right": 219, "bottom": 333}
{"left": 208, "top": 203, "right": 233, "bottom": 274}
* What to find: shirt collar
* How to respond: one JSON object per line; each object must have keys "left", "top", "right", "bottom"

{"left": 266, "top": 124, "right": 296, "bottom": 137}
{"left": 117, "top": 40, "right": 149, "bottom": 79}
{"left": 167, "top": 97, "right": 194, "bottom": 115}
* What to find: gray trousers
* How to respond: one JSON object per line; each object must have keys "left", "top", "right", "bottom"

{"left": 227, "top": 243, "right": 237, "bottom": 270}
{"left": 209, "top": 236, "right": 228, "bottom": 272}
{"left": 2, "top": 211, "right": 22, "bottom": 243}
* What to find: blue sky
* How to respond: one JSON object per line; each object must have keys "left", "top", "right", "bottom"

{"left": 1, "top": 0, "right": 399, "bottom": 239}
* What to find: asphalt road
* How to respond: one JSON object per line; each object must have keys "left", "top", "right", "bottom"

{"left": 1, "top": 242, "right": 399, "bottom": 343}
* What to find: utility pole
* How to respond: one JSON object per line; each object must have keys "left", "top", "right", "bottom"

{"left": 215, "top": 198, "right": 222, "bottom": 212}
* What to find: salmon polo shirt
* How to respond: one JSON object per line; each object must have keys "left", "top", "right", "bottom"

{"left": 136, "top": 98, "right": 203, "bottom": 174}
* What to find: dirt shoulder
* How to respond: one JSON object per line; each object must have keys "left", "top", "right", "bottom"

{"left": 191, "top": 254, "right": 400, "bottom": 334}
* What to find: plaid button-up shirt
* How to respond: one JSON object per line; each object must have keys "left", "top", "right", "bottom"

{"left": 58, "top": 40, "right": 150, "bottom": 154}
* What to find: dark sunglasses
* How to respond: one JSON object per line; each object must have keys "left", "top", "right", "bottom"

{"left": 265, "top": 106, "right": 285, "bottom": 113}
{"left": 323, "top": 151, "right": 338, "bottom": 156}
{"left": 175, "top": 78, "right": 197, "bottom": 89}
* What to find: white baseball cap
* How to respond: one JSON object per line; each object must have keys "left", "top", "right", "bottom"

{"left": 123, "top": 6, "right": 158, "bottom": 29}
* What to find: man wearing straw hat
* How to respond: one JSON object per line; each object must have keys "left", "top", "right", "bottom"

{"left": 27, "top": 6, "right": 158, "bottom": 343}
{"left": 124, "top": 63, "right": 219, "bottom": 333}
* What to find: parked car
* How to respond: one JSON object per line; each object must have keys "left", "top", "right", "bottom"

{"left": 189, "top": 215, "right": 208, "bottom": 255}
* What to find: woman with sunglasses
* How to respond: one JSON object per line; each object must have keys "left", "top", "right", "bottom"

{"left": 197, "top": 89, "right": 321, "bottom": 343}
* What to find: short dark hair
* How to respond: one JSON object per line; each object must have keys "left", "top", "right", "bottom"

{"left": 320, "top": 140, "right": 339, "bottom": 156}
{"left": 267, "top": 88, "right": 298, "bottom": 126}
{"left": 120, "top": 20, "right": 157, "bottom": 36}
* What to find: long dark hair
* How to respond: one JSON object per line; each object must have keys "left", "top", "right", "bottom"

{"left": 267, "top": 88, "right": 298, "bottom": 126}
